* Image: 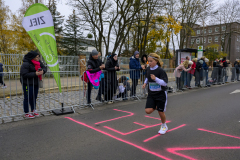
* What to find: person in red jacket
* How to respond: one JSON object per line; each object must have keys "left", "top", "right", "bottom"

{"left": 187, "top": 58, "right": 197, "bottom": 88}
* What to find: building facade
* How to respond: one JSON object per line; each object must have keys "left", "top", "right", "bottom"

{"left": 182, "top": 22, "right": 240, "bottom": 62}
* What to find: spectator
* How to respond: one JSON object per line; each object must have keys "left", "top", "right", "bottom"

{"left": 202, "top": 57, "right": 210, "bottom": 87}
{"left": 129, "top": 51, "right": 145, "bottom": 98}
{"left": 232, "top": 59, "right": 239, "bottom": 81}
{"left": 174, "top": 60, "right": 191, "bottom": 90}
{"left": 235, "top": 60, "right": 240, "bottom": 81}
{"left": 213, "top": 58, "right": 219, "bottom": 67}
{"left": 186, "top": 56, "right": 190, "bottom": 61}
{"left": 20, "top": 51, "right": 47, "bottom": 118}
{"left": 141, "top": 54, "right": 148, "bottom": 95}
{"left": 217, "top": 62, "right": 224, "bottom": 84}
{"left": 195, "top": 59, "right": 203, "bottom": 87}
{"left": 96, "top": 52, "right": 105, "bottom": 102}
{"left": 0, "top": 60, "right": 7, "bottom": 89}
{"left": 86, "top": 50, "right": 105, "bottom": 105}
{"left": 225, "top": 60, "right": 231, "bottom": 83}
{"left": 104, "top": 53, "right": 120, "bottom": 104}
{"left": 116, "top": 76, "right": 131, "bottom": 100}
{"left": 187, "top": 58, "right": 197, "bottom": 88}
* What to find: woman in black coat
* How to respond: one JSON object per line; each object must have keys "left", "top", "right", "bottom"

{"left": 104, "top": 53, "right": 120, "bottom": 103}
{"left": 20, "top": 51, "right": 47, "bottom": 118}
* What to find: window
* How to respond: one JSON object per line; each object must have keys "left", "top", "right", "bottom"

{"left": 191, "top": 39, "right": 194, "bottom": 44}
{"left": 222, "top": 36, "right": 225, "bottom": 41}
{"left": 214, "top": 47, "right": 218, "bottom": 52}
{"left": 215, "top": 36, "right": 219, "bottom": 42}
{"left": 208, "top": 37, "right": 212, "bottom": 43}
{"left": 209, "top": 28, "right": 212, "bottom": 33}
{"left": 196, "top": 38, "right": 200, "bottom": 44}
{"left": 237, "top": 36, "right": 239, "bottom": 42}
{"left": 237, "top": 45, "right": 240, "bottom": 52}
{"left": 183, "top": 45, "right": 186, "bottom": 48}
{"left": 204, "top": 29, "right": 206, "bottom": 34}
{"left": 215, "top": 27, "right": 219, "bottom": 32}
{"left": 197, "top": 30, "right": 200, "bottom": 34}
{"left": 221, "top": 46, "right": 224, "bottom": 52}
{"left": 222, "top": 26, "right": 226, "bottom": 31}
{"left": 204, "top": 37, "right": 206, "bottom": 43}
{"left": 184, "top": 38, "right": 186, "bottom": 42}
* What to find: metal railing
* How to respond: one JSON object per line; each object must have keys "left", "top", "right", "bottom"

{"left": 0, "top": 67, "right": 239, "bottom": 123}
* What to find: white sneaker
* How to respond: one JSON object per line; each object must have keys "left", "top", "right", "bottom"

{"left": 158, "top": 124, "right": 168, "bottom": 135}
{"left": 2, "top": 86, "right": 7, "bottom": 89}
{"left": 108, "top": 101, "right": 113, "bottom": 104}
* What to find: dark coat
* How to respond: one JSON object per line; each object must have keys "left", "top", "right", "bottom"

{"left": 129, "top": 55, "right": 142, "bottom": 79}
{"left": 87, "top": 54, "right": 102, "bottom": 73}
{"left": 20, "top": 56, "right": 47, "bottom": 86}
{"left": 104, "top": 57, "right": 120, "bottom": 94}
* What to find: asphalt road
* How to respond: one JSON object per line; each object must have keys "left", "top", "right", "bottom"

{"left": 1, "top": 82, "right": 240, "bottom": 160}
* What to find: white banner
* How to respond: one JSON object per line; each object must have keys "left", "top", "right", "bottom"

{"left": 22, "top": 10, "right": 54, "bottom": 32}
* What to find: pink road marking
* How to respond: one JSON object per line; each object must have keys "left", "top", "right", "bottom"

{"left": 198, "top": 128, "right": 240, "bottom": 140}
{"left": 133, "top": 122, "right": 149, "bottom": 127}
{"left": 95, "top": 109, "right": 134, "bottom": 125}
{"left": 143, "top": 124, "right": 186, "bottom": 142}
{"left": 145, "top": 115, "right": 161, "bottom": 120}
{"left": 167, "top": 146, "right": 240, "bottom": 160}
{"left": 65, "top": 117, "right": 171, "bottom": 160}
{"left": 104, "top": 121, "right": 171, "bottom": 135}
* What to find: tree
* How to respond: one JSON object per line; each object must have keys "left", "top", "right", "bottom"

{"left": 212, "top": 0, "right": 240, "bottom": 60}
{"left": 63, "top": 10, "right": 86, "bottom": 55}
{"left": 205, "top": 44, "right": 228, "bottom": 61}
{"left": 0, "top": 0, "right": 15, "bottom": 54}
{"left": 48, "top": 0, "right": 65, "bottom": 55}
{"left": 69, "top": 0, "right": 152, "bottom": 56}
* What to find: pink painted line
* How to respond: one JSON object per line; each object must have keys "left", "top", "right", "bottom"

{"left": 104, "top": 121, "right": 171, "bottom": 135}
{"left": 198, "top": 128, "right": 240, "bottom": 140}
{"left": 65, "top": 117, "right": 171, "bottom": 160}
{"left": 167, "top": 146, "right": 240, "bottom": 160}
{"left": 145, "top": 115, "right": 161, "bottom": 120}
{"left": 95, "top": 109, "right": 134, "bottom": 124}
{"left": 133, "top": 122, "right": 149, "bottom": 127}
{"left": 143, "top": 124, "right": 186, "bottom": 142}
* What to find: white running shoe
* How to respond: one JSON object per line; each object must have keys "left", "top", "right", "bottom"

{"left": 2, "top": 86, "right": 7, "bottom": 89}
{"left": 158, "top": 125, "right": 168, "bottom": 135}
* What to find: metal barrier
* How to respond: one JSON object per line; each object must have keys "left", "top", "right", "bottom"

{"left": 0, "top": 67, "right": 239, "bottom": 123}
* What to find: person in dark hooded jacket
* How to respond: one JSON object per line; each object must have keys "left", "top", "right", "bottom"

{"left": 20, "top": 51, "right": 47, "bottom": 118}
{"left": 104, "top": 53, "right": 120, "bottom": 103}
{"left": 86, "top": 50, "right": 105, "bottom": 104}
{"left": 195, "top": 59, "right": 203, "bottom": 87}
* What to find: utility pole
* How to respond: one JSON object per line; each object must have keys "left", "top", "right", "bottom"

{"left": 35, "top": 0, "right": 38, "bottom": 3}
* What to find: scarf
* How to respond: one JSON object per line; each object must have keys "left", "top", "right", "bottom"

{"left": 31, "top": 60, "right": 42, "bottom": 80}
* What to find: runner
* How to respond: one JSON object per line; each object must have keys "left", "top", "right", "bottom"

{"left": 142, "top": 53, "right": 168, "bottom": 134}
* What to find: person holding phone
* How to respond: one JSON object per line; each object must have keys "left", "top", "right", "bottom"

{"left": 20, "top": 51, "right": 47, "bottom": 118}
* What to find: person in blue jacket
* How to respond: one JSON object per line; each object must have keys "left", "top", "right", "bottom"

{"left": 129, "top": 51, "right": 145, "bottom": 97}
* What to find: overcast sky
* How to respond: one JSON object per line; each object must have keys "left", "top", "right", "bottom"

{"left": 5, "top": 0, "right": 226, "bottom": 51}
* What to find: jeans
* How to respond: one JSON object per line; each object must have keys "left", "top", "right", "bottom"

{"left": 23, "top": 84, "right": 39, "bottom": 113}
{"left": 187, "top": 73, "right": 193, "bottom": 87}
{"left": 131, "top": 79, "right": 138, "bottom": 96}
{"left": 0, "top": 76, "right": 6, "bottom": 86}
{"left": 225, "top": 76, "right": 228, "bottom": 82}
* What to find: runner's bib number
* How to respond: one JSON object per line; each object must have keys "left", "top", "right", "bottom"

{"left": 149, "top": 82, "right": 161, "bottom": 91}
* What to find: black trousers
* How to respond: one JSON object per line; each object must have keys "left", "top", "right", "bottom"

{"left": 87, "top": 82, "right": 92, "bottom": 104}
{"left": 0, "top": 76, "right": 6, "bottom": 86}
